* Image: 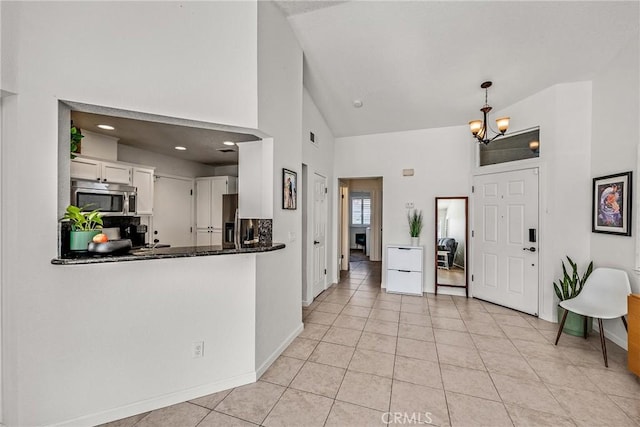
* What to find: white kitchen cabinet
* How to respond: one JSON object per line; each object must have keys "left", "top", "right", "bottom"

{"left": 70, "top": 157, "right": 101, "bottom": 181}
{"left": 386, "top": 245, "right": 423, "bottom": 295}
{"left": 195, "top": 176, "right": 237, "bottom": 246}
{"left": 71, "top": 157, "right": 131, "bottom": 185}
{"left": 132, "top": 167, "right": 155, "bottom": 215}
{"left": 101, "top": 161, "right": 131, "bottom": 184}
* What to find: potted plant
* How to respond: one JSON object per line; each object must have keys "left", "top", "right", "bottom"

{"left": 407, "top": 209, "right": 423, "bottom": 246}
{"left": 61, "top": 205, "right": 103, "bottom": 251}
{"left": 553, "top": 256, "right": 594, "bottom": 336}
{"left": 70, "top": 122, "right": 83, "bottom": 159}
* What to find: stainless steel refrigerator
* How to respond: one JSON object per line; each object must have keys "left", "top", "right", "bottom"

{"left": 222, "top": 194, "right": 238, "bottom": 249}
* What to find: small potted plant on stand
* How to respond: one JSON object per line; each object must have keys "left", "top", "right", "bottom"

{"left": 408, "top": 209, "right": 423, "bottom": 246}
{"left": 62, "top": 205, "right": 103, "bottom": 251}
{"left": 553, "top": 256, "right": 594, "bottom": 336}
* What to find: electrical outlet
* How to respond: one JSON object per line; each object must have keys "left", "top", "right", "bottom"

{"left": 192, "top": 341, "right": 204, "bottom": 358}
{"left": 405, "top": 202, "right": 414, "bottom": 209}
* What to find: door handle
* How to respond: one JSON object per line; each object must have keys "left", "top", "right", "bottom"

{"left": 314, "top": 240, "right": 320, "bottom": 245}
{"left": 523, "top": 247, "right": 536, "bottom": 252}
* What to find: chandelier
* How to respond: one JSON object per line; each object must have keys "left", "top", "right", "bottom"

{"left": 468, "top": 81, "right": 510, "bottom": 145}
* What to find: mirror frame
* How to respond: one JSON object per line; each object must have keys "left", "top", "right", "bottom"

{"left": 434, "top": 196, "right": 469, "bottom": 297}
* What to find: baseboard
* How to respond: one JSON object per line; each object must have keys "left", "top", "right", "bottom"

{"left": 593, "top": 323, "right": 628, "bottom": 351}
{"left": 55, "top": 371, "right": 257, "bottom": 427}
{"left": 255, "top": 322, "right": 304, "bottom": 379}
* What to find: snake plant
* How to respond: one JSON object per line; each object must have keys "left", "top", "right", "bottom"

{"left": 553, "top": 256, "right": 593, "bottom": 301}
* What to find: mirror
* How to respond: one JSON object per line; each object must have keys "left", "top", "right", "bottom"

{"left": 435, "top": 197, "right": 468, "bottom": 297}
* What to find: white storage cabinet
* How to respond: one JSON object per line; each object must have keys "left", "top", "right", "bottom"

{"left": 71, "top": 157, "right": 132, "bottom": 185}
{"left": 132, "top": 167, "right": 155, "bottom": 215}
{"left": 196, "top": 176, "right": 237, "bottom": 246}
{"left": 386, "top": 245, "right": 423, "bottom": 295}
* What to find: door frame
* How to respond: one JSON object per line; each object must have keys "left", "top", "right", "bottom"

{"left": 471, "top": 165, "right": 543, "bottom": 316}
{"left": 312, "top": 172, "right": 328, "bottom": 299}
{"left": 339, "top": 181, "right": 349, "bottom": 271}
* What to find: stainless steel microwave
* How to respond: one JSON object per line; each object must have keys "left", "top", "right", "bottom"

{"left": 71, "top": 180, "right": 137, "bottom": 216}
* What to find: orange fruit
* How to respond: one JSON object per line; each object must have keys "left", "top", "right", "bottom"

{"left": 92, "top": 233, "right": 109, "bottom": 243}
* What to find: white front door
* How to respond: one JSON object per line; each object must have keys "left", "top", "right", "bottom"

{"left": 153, "top": 175, "right": 194, "bottom": 247}
{"left": 473, "top": 168, "right": 539, "bottom": 315}
{"left": 313, "top": 173, "right": 327, "bottom": 298}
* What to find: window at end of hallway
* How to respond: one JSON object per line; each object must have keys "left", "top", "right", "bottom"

{"left": 351, "top": 194, "right": 371, "bottom": 226}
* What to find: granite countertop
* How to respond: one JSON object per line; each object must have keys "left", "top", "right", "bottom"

{"left": 51, "top": 243, "right": 286, "bottom": 265}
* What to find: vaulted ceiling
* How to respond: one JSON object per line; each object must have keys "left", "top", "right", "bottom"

{"left": 278, "top": 1, "right": 639, "bottom": 137}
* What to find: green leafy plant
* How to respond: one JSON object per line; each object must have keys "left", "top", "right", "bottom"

{"left": 553, "top": 256, "right": 593, "bottom": 301}
{"left": 61, "top": 205, "right": 103, "bottom": 231}
{"left": 407, "top": 209, "right": 424, "bottom": 237}
{"left": 70, "top": 122, "right": 83, "bottom": 159}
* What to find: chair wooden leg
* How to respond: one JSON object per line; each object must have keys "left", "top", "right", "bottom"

{"left": 597, "top": 318, "right": 608, "bottom": 368}
{"left": 555, "top": 309, "right": 569, "bottom": 345}
{"left": 583, "top": 316, "right": 588, "bottom": 339}
{"left": 622, "top": 316, "right": 628, "bottom": 332}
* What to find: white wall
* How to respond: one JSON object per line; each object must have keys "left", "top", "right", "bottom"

{"left": 255, "top": 1, "right": 304, "bottom": 371}
{"left": 302, "top": 88, "right": 336, "bottom": 300}
{"left": 0, "top": 2, "right": 260, "bottom": 425}
{"left": 590, "top": 31, "right": 639, "bottom": 347}
{"left": 212, "top": 164, "right": 239, "bottom": 177}
{"left": 335, "top": 126, "right": 472, "bottom": 292}
{"left": 118, "top": 144, "right": 218, "bottom": 178}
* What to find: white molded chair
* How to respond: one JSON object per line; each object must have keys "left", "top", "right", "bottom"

{"left": 554, "top": 267, "right": 631, "bottom": 367}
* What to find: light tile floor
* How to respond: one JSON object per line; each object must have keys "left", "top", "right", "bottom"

{"left": 103, "top": 258, "right": 640, "bottom": 426}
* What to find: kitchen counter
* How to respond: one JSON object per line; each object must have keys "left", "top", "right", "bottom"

{"left": 51, "top": 243, "right": 286, "bottom": 265}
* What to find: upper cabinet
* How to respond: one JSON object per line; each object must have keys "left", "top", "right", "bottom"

{"left": 132, "top": 167, "right": 155, "bottom": 215}
{"left": 71, "top": 157, "right": 131, "bottom": 185}
{"left": 101, "top": 162, "right": 131, "bottom": 185}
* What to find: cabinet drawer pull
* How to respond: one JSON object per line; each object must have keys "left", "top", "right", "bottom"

{"left": 398, "top": 269, "right": 411, "bottom": 273}
{"left": 398, "top": 247, "right": 411, "bottom": 250}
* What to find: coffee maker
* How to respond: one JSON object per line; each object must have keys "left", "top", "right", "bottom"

{"left": 127, "top": 224, "right": 148, "bottom": 248}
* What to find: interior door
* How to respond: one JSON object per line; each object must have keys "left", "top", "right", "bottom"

{"left": 472, "top": 168, "right": 539, "bottom": 315}
{"left": 153, "top": 175, "right": 194, "bottom": 247}
{"left": 313, "top": 173, "right": 327, "bottom": 298}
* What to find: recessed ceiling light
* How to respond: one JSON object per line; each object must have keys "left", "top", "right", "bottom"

{"left": 223, "top": 141, "right": 236, "bottom": 146}
{"left": 353, "top": 100, "right": 363, "bottom": 108}
{"left": 174, "top": 146, "right": 187, "bottom": 151}
{"left": 97, "top": 124, "right": 115, "bottom": 130}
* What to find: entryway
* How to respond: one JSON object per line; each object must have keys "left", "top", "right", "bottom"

{"left": 338, "top": 177, "right": 383, "bottom": 270}
{"left": 472, "top": 168, "right": 540, "bottom": 315}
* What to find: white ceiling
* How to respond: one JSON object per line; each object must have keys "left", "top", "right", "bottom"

{"left": 71, "top": 111, "right": 260, "bottom": 166}
{"left": 283, "top": 1, "right": 639, "bottom": 137}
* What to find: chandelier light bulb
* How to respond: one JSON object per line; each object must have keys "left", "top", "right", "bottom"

{"left": 496, "top": 117, "right": 510, "bottom": 133}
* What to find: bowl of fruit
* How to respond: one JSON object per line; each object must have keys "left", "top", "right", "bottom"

{"left": 87, "top": 233, "right": 132, "bottom": 255}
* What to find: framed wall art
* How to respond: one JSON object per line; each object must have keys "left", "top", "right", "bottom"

{"left": 283, "top": 168, "right": 297, "bottom": 210}
{"left": 592, "top": 171, "right": 632, "bottom": 236}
